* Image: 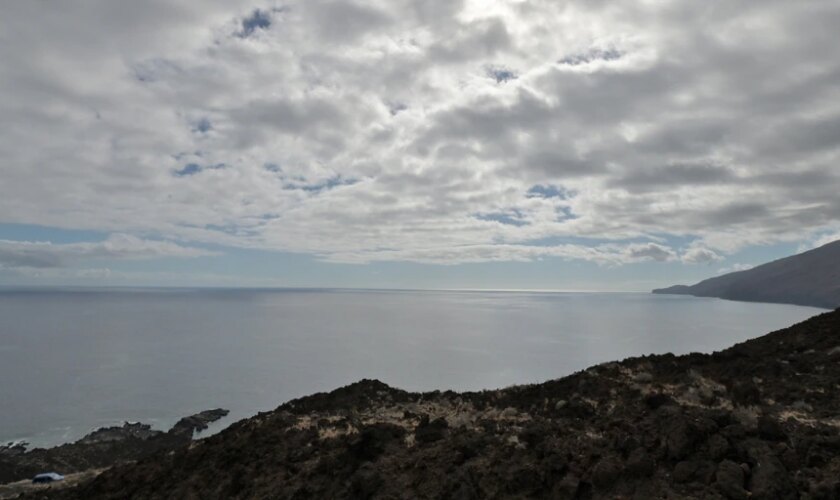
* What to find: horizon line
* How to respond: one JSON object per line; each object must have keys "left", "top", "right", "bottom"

{"left": 0, "top": 284, "right": 650, "bottom": 294}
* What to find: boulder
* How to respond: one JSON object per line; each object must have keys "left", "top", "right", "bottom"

{"left": 715, "top": 459, "right": 747, "bottom": 500}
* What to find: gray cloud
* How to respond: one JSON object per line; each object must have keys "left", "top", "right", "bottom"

{"left": 608, "top": 163, "right": 736, "bottom": 191}
{"left": 304, "top": 1, "right": 392, "bottom": 42}
{"left": 229, "top": 97, "right": 349, "bottom": 137}
{"left": 521, "top": 148, "right": 607, "bottom": 178}
{"left": 427, "top": 18, "right": 512, "bottom": 63}
{"left": 681, "top": 247, "right": 723, "bottom": 265}
{"left": 626, "top": 243, "right": 676, "bottom": 263}
{"left": 703, "top": 202, "right": 771, "bottom": 226}
{"left": 0, "top": 235, "right": 216, "bottom": 270}
{"left": 1, "top": 0, "right": 839, "bottom": 265}
{"left": 0, "top": 246, "right": 63, "bottom": 269}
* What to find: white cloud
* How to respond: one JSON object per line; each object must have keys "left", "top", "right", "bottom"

{"left": 717, "top": 263, "right": 754, "bottom": 275}
{"left": 681, "top": 246, "right": 723, "bottom": 265}
{"left": 322, "top": 241, "right": 678, "bottom": 265}
{"left": 1, "top": 1, "right": 839, "bottom": 265}
{"left": 808, "top": 231, "right": 840, "bottom": 250}
{"left": 0, "top": 235, "right": 216, "bottom": 270}
{"left": 1, "top": 266, "right": 276, "bottom": 287}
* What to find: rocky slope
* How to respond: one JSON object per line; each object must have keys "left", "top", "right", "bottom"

{"left": 653, "top": 239, "right": 840, "bottom": 309}
{"left": 16, "top": 309, "right": 840, "bottom": 499}
{"left": 0, "top": 409, "right": 228, "bottom": 488}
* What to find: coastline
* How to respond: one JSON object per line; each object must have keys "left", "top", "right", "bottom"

{"left": 10, "top": 308, "right": 840, "bottom": 498}
{"left": 651, "top": 290, "right": 835, "bottom": 311}
{"left": 0, "top": 410, "right": 228, "bottom": 490}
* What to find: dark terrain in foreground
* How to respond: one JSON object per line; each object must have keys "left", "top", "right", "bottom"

{"left": 10, "top": 309, "right": 840, "bottom": 499}
{"left": 653, "top": 239, "right": 840, "bottom": 309}
{"left": 0, "top": 410, "right": 228, "bottom": 497}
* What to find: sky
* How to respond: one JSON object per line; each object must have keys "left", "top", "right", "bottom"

{"left": 1, "top": 0, "right": 839, "bottom": 290}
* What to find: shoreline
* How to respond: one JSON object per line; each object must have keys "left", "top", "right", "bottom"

{"left": 2, "top": 293, "right": 824, "bottom": 453}
{"left": 0, "top": 410, "right": 229, "bottom": 488}
{"left": 11, "top": 308, "right": 840, "bottom": 498}
{"left": 1, "top": 414, "right": 234, "bottom": 455}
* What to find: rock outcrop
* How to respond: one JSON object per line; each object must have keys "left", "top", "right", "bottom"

{"left": 0, "top": 410, "right": 228, "bottom": 487}
{"left": 169, "top": 409, "right": 229, "bottom": 438}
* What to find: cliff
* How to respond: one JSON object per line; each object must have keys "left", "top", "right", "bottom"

{"left": 653, "top": 239, "right": 840, "bottom": 309}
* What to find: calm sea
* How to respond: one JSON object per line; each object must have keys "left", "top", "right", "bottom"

{"left": 0, "top": 288, "right": 825, "bottom": 447}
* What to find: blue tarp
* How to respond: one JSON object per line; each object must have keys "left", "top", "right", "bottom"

{"left": 32, "top": 472, "right": 64, "bottom": 483}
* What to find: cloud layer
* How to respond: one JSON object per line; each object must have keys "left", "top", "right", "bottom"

{"left": 0, "top": 235, "right": 215, "bottom": 270}
{"left": 1, "top": 0, "right": 839, "bottom": 265}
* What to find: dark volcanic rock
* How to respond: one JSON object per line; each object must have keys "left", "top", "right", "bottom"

{"left": 0, "top": 409, "right": 228, "bottom": 486}
{"left": 14, "top": 309, "right": 840, "bottom": 499}
{"left": 0, "top": 443, "right": 28, "bottom": 458}
{"left": 625, "top": 448, "right": 654, "bottom": 478}
{"left": 706, "top": 433, "right": 730, "bottom": 460}
{"left": 715, "top": 459, "right": 747, "bottom": 500}
{"left": 414, "top": 415, "right": 449, "bottom": 444}
{"left": 77, "top": 423, "right": 161, "bottom": 445}
{"left": 756, "top": 414, "right": 786, "bottom": 441}
{"left": 169, "top": 408, "right": 230, "bottom": 437}
{"left": 745, "top": 439, "right": 796, "bottom": 500}
{"left": 590, "top": 456, "right": 622, "bottom": 490}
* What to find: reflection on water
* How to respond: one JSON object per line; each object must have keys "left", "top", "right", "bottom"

{"left": 0, "top": 288, "right": 823, "bottom": 446}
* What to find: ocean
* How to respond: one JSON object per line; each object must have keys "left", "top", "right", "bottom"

{"left": 0, "top": 288, "right": 824, "bottom": 447}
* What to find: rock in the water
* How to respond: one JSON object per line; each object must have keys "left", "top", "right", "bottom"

{"left": 169, "top": 408, "right": 230, "bottom": 437}
{"left": 78, "top": 422, "right": 161, "bottom": 444}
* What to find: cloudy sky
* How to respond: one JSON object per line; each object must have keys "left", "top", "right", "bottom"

{"left": 1, "top": 0, "right": 839, "bottom": 290}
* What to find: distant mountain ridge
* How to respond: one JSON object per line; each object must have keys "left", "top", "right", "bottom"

{"left": 653, "top": 239, "right": 840, "bottom": 309}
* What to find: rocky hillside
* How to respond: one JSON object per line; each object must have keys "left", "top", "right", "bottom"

{"left": 653, "top": 239, "right": 840, "bottom": 309}
{"left": 0, "top": 410, "right": 227, "bottom": 490}
{"left": 14, "top": 308, "right": 840, "bottom": 499}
